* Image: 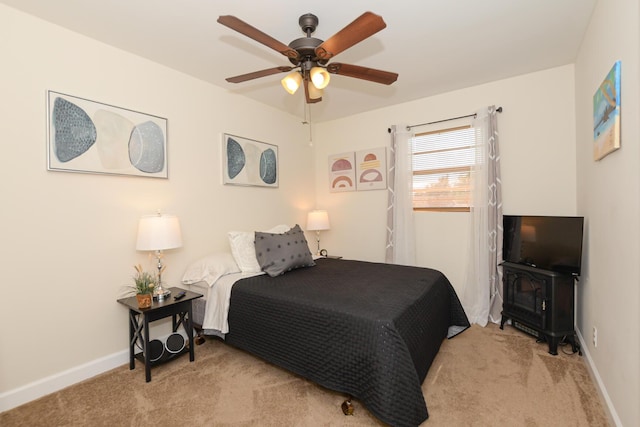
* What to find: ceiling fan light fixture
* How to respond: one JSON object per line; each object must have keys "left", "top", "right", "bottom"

{"left": 307, "top": 81, "right": 323, "bottom": 99}
{"left": 281, "top": 71, "right": 302, "bottom": 94}
{"left": 220, "top": 12, "right": 398, "bottom": 105}
{"left": 310, "top": 67, "right": 330, "bottom": 89}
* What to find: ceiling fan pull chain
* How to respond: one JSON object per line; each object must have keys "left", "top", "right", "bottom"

{"left": 308, "top": 104, "right": 313, "bottom": 146}
{"left": 302, "top": 101, "right": 309, "bottom": 125}
{"left": 301, "top": 101, "right": 313, "bottom": 146}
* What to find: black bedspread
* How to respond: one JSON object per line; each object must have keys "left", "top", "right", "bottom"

{"left": 225, "top": 258, "right": 469, "bottom": 427}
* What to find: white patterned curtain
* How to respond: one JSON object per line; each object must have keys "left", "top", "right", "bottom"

{"left": 385, "top": 125, "right": 416, "bottom": 265}
{"left": 462, "top": 106, "right": 503, "bottom": 326}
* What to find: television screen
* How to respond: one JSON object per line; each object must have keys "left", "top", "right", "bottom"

{"left": 502, "top": 215, "right": 584, "bottom": 276}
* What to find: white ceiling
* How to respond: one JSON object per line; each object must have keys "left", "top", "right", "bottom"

{"left": 2, "top": 0, "right": 596, "bottom": 122}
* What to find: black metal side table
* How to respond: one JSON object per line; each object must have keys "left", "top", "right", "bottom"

{"left": 117, "top": 287, "right": 203, "bottom": 382}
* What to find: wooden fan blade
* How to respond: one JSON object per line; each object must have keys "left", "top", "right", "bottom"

{"left": 315, "top": 12, "right": 386, "bottom": 61}
{"left": 225, "top": 66, "right": 294, "bottom": 83}
{"left": 326, "top": 63, "right": 398, "bottom": 85}
{"left": 218, "top": 15, "right": 300, "bottom": 61}
{"left": 304, "top": 78, "right": 322, "bottom": 104}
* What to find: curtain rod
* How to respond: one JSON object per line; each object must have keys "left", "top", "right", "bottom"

{"left": 391, "top": 106, "right": 503, "bottom": 132}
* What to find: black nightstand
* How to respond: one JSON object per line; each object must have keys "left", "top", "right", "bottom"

{"left": 117, "top": 287, "right": 203, "bottom": 382}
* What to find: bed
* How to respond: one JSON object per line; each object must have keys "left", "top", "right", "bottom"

{"left": 186, "top": 250, "right": 469, "bottom": 427}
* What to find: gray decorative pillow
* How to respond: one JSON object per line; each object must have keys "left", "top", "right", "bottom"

{"left": 255, "top": 224, "right": 315, "bottom": 277}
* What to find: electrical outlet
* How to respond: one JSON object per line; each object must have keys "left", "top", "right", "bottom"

{"left": 593, "top": 326, "right": 598, "bottom": 348}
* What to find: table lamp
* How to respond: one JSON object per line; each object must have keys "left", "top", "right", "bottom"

{"left": 136, "top": 213, "right": 182, "bottom": 300}
{"left": 306, "top": 210, "right": 330, "bottom": 255}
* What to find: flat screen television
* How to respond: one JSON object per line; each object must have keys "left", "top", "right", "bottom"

{"left": 502, "top": 215, "right": 584, "bottom": 276}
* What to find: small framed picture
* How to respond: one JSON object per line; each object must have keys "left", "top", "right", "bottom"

{"left": 328, "top": 152, "right": 356, "bottom": 192}
{"left": 593, "top": 61, "right": 621, "bottom": 161}
{"left": 355, "top": 147, "right": 387, "bottom": 191}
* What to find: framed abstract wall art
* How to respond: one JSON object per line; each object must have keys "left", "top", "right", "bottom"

{"left": 222, "top": 133, "right": 278, "bottom": 187}
{"left": 47, "top": 91, "right": 168, "bottom": 178}
{"left": 355, "top": 147, "right": 387, "bottom": 191}
{"left": 593, "top": 61, "right": 621, "bottom": 161}
{"left": 328, "top": 152, "right": 356, "bottom": 192}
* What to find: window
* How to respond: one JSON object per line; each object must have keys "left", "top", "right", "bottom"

{"left": 412, "top": 125, "right": 476, "bottom": 211}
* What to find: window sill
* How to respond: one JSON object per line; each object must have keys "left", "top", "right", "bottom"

{"left": 413, "top": 207, "right": 470, "bottom": 213}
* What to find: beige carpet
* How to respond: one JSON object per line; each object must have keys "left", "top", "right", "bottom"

{"left": 0, "top": 323, "right": 609, "bottom": 426}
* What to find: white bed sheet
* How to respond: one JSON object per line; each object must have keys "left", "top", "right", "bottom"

{"left": 189, "top": 271, "right": 263, "bottom": 334}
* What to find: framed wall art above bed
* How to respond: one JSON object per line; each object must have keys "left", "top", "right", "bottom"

{"left": 328, "top": 152, "right": 356, "bottom": 192}
{"left": 328, "top": 147, "right": 387, "bottom": 192}
{"left": 355, "top": 147, "right": 387, "bottom": 191}
{"left": 222, "top": 133, "right": 278, "bottom": 187}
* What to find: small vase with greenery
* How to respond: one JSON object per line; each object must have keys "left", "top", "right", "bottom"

{"left": 130, "top": 264, "right": 156, "bottom": 308}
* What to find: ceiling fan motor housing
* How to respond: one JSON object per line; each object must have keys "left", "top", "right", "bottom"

{"left": 299, "top": 13, "right": 318, "bottom": 35}
{"left": 288, "top": 14, "right": 328, "bottom": 67}
{"left": 288, "top": 37, "right": 324, "bottom": 66}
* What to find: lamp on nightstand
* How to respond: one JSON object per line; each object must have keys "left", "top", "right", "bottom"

{"left": 306, "top": 209, "right": 330, "bottom": 256}
{"left": 136, "top": 212, "right": 183, "bottom": 301}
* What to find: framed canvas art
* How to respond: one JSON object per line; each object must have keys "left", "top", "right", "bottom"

{"left": 355, "top": 147, "right": 387, "bottom": 191}
{"left": 47, "top": 91, "right": 168, "bottom": 178}
{"left": 328, "top": 152, "right": 356, "bottom": 192}
{"left": 222, "top": 133, "right": 278, "bottom": 187}
{"left": 593, "top": 61, "right": 621, "bottom": 161}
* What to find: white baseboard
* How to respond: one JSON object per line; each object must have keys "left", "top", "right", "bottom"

{"left": 0, "top": 349, "right": 129, "bottom": 413}
{"left": 575, "top": 328, "right": 623, "bottom": 427}
{"left": 0, "top": 330, "right": 189, "bottom": 413}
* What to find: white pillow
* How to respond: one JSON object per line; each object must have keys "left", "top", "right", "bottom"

{"left": 268, "top": 224, "right": 291, "bottom": 234}
{"left": 228, "top": 231, "right": 261, "bottom": 273}
{"left": 228, "top": 224, "right": 291, "bottom": 273}
{"left": 181, "top": 252, "right": 240, "bottom": 287}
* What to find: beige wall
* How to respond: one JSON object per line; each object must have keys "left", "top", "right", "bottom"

{"left": 314, "top": 65, "right": 578, "bottom": 296}
{"left": 0, "top": 4, "right": 314, "bottom": 403}
{"left": 575, "top": 0, "right": 640, "bottom": 426}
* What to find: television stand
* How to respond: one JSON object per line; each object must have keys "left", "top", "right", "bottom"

{"left": 500, "top": 262, "right": 581, "bottom": 355}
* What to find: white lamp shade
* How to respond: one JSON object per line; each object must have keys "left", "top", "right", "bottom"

{"left": 281, "top": 71, "right": 302, "bottom": 94}
{"left": 310, "top": 67, "right": 330, "bottom": 89}
{"left": 306, "top": 210, "right": 330, "bottom": 231}
{"left": 136, "top": 214, "right": 183, "bottom": 251}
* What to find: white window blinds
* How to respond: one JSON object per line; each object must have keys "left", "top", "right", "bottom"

{"left": 412, "top": 125, "right": 475, "bottom": 210}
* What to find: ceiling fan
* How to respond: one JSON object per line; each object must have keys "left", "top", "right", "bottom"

{"left": 217, "top": 11, "right": 399, "bottom": 103}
